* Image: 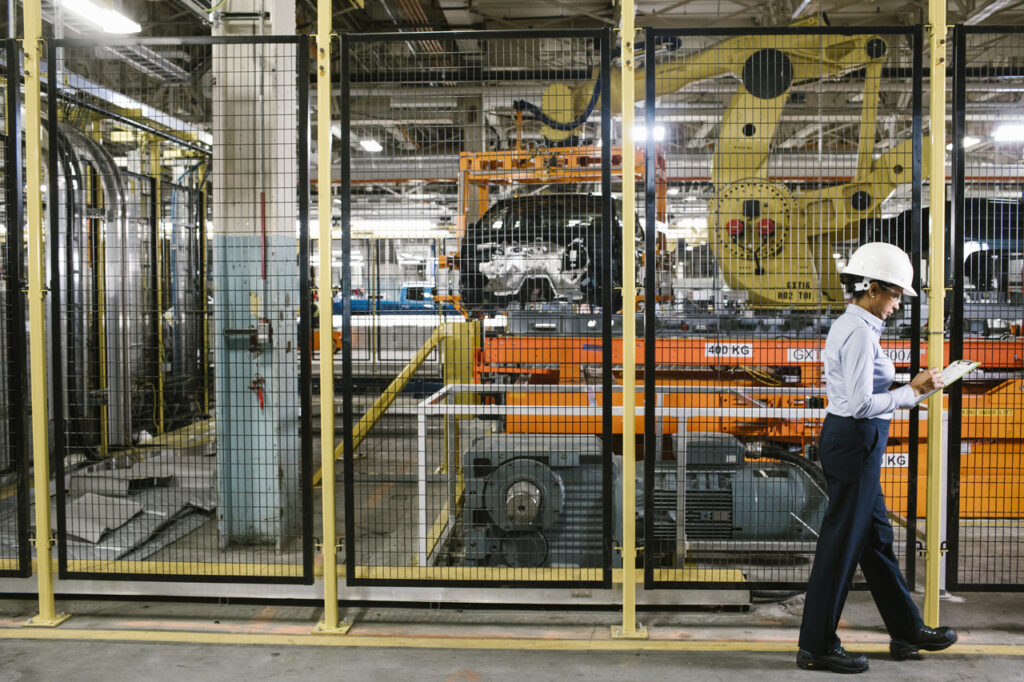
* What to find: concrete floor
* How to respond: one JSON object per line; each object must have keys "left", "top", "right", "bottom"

{"left": 4, "top": 642, "right": 1023, "bottom": 681}
{"left": 1, "top": 590, "right": 1023, "bottom": 680}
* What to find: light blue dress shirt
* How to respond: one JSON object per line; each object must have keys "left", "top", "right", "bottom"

{"left": 823, "top": 304, "right": 918, "bottom": 420}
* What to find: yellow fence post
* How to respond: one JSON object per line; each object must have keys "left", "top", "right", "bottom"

{"left": 23, "top": 0, "right": 69, "bottom": 627}
{"left": 612, "top": 0, "right": 647, "bottom": 641}
{"left": 924, "top": 4, "right": 949, "bottom": 627}
{"left": 313, "top": 0, "right": 350, "bottom": 636}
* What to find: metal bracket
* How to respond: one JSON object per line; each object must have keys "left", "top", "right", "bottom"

{"left": 29, "top": 535, "right": 57, "bottom": 548}
{"left": 611, "top": 624, "right": 650, "bottom": 639}
{"left": 313, "top": 617, "right": 353, "bottom": 635}
{"left": 225, "top": 318, "right": 272, "bottom": 357}
{"left": 25, "top": 612, "right": 71, "bottom": 628}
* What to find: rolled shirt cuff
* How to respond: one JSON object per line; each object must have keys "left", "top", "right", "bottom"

{"left": 890, "top": 384, "right": 919, "bottom": 409}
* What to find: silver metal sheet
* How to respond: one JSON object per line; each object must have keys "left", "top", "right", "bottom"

{"left": 119, "top": 513, "right": 210, "bottom": 562}
{"left": 69, "top": 449, "right": 217, "bottom": 497}
{"left": 66, "top": 493, "right": 143, "bottom": 543}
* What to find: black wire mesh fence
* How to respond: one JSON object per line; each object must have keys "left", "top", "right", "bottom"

{"left": 46, "top": 36, "right": 312, "bottom": 583}
{"left": 948, "top": 26, "right": 1024, "bottom": 591}
{"left": 1, "top": 22, "right": 1018, "bottom": 600}
{"left": 0, "top": 38, "right": 31, "bottom": 578}
{"left": 642, "top": 26, "right": 924, "bottom": 590}
{"left": 338, "top": 30, "right": 617, "bottom": 587}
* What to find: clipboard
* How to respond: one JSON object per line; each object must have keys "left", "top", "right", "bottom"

{"left": 913, "top": 359, "right": 981, "bottom": 405}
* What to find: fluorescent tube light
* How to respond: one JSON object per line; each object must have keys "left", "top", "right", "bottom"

{"left": 62, "top": 0, "right": 142, "bottom": 34}
{"left": 359, "top": 139, "right": 383, "bottom": 152}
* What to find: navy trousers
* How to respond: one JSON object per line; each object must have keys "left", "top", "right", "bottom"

{"left": 798, "top": 413, "right": 923, "bottom": 654}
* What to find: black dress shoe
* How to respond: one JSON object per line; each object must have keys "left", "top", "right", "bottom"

{"left": 796, "top": 647, "right": 869, "bottom": 674}
{"left": 890, "top": 625, "right": 958, "bottom": 660}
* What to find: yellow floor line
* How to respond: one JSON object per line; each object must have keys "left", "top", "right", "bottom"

{"left": 0, "top": 626, "right": 1022, "bottom": 654}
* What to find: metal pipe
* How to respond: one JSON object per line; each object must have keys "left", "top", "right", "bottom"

{"left": 91, "top": 151, "right": 109, "bottom": 456}
{"left": 151, "top": 139, "right": 165, "bottom": 434}
{"left": 615, "top": 0, "right": 646, "bottom": 641}
{"left": 317, "top": 323, "right": 448, "bottom": 486}
{"left": 314, "top": 0, "right": 342, "bottom": 634}
{"left": 25, "top": 0, "right": 68, "bottom": 627}
{"left": 51, "top": 92, "right": 209, "bottom": 155}
{"left": 925, "top": 4, "right": 949, "bottom": 627}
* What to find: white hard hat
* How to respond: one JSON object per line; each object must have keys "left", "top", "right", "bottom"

{"left": 841, "top": 242, "right": 917, "bottom": 296}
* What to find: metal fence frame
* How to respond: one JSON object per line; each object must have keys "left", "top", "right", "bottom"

{"left": 1, "top": 37, "right": 32, "bottom": 579}
{"left": 641, "top": 25, "right": 925, "bottom": 590}
{"left": 45, "top": 35, "right": 314, "bottom": 584}
{"left": 338, "top": 28, "right": 617, "bottom": 589}
{"left": 946, "top": 24, "right": 1024, "bottom": 593}
{"left": 0, "top": 22, "right": 1019, "bottom": 605}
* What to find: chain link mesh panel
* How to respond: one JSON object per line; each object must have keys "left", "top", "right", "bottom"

{"left": 46, "top": 36, "right": 312, "bottom": 583}
{"left": 0, "top": 38, "right": 31, "bottom": 578}
{"left": 337, "top": 31, "right": 616, "bottom": 587}
{"left": 948, "top": 26, "right": 1024, "bottom": 591}
{"left": 643, "top": 27, "right": 923, "bottom": 589}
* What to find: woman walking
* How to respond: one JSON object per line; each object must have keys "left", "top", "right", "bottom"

{"left": 797, "top": 242, "right": 958, "bottom": 673}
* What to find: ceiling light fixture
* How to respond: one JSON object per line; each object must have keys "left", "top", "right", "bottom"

{"left": 946, "top": 136, "right": 981, "bottom": 151}
{"left": 633, "top": 125, "right": 665, "bottom": 142}
{"left": 359, "top": 139, "right": 383, "bottom": 152}
{"left": 993, "top": 124, "right": 1024, "bottom": 142}
{"left": 61, "top": 0, "right": 142, "bottom": 34}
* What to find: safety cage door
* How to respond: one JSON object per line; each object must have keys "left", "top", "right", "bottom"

{"left": 337, "top": 29, "right": 618, "bottom": 589}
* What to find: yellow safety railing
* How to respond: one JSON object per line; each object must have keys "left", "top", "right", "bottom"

{"left": 314, "top": 321, "right": 479, "bottom": 487}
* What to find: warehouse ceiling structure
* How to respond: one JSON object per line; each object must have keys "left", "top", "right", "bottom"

{"left": 10, "top": 0, "right": 1024, "bottom": 237}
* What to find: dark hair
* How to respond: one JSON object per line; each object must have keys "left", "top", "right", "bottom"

{"left": 840, "top": 273, "right": 896, "bottom": 299}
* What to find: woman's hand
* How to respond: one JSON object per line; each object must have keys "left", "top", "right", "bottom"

{"left": 909, "top": 368, "right": 944, "bottom": 396}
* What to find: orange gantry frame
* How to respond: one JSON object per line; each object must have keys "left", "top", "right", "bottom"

{"left": 481, "top": 334, "right": 1024, "bottom": 518}
{"left": 456, "top": 145, "right": 667, "bottom": 239}
{"left": 480, "top": 336, "right": 1023, "bottom": 386}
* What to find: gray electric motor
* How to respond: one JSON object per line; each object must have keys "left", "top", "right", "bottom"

{"left": 462, "top": 434, "right": 621, "bottom": 568}
{"left": 639, "top": 432, "right": 827, "bottom": 558}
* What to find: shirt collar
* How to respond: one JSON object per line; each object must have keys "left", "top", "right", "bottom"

{"left": 845, "top": 303, "right": 884, "bottom": 336}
